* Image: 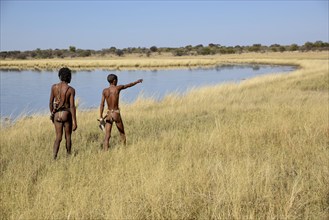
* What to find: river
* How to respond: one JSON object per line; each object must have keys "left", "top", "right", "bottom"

{"left": 0, "top": 64, "right": 295, "bottom": 119}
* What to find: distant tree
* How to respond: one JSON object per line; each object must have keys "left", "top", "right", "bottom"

{"left": 279, "top": 46, "right": 286, "bottom": 52}
{"left": 219, "top": 47, "right": 230, "bottom": 54}
{"left": 52, "top": 49, "right": 63, "bottom": 58}
{"left": 101, "top": 48, "right": 111, "bottom": 56}
{"left": 268, "top": 44, "right": 278, "bottom": 52}
{"left": 320, "top": 42, "right": 329, "bottom": 50}
{"left": 303, "top": 42, "right": 314, "bottom": 51}
{"left": 150, "top": 46, "right": 158, "bottom": 52}
{"left": 115, "top": 49, "right": 124, "bottom": 56}
{"left": 28, "top": 51, "right": 36, "bottom": 58}
{"left": 289, "top": 44, "right": 299, "bottom": 51}
{"left": 78, "top": 49, "right": 91, "bottom": 57}
{"left": 313, "top": 41, "right": 325, "bottom": 49}
{"left": 172, "top": 48, "right": 187, "bottom": 56}
{"left": 69, "top": 46, "right": 76, "bottom": 53}
{"left": 17, "top": 53, "right": 27, "bottom": 59}
{"left": 270, "top": 44, "right": 280, "bottom": 47}
{"left": 125, "top": 47, "right": 135, "bottom": 54}
{"left": 208, "top": 43, "right": 219, "bottom": 48}
{"left": 145, "top": 50, "right": 151, "bottom": 57}
{"left": 0, "top": 51, "right": 8, "bottom": 59}
{"left": 225, "top": 47, "right": 236, "bottom": 54}
{"left": 132, "top": 47, "right": 138, "bottom": 53}
{"left": 109, "top": 47, "right": 117, "bottom": 53}
{"left": 248, "top": 44, "right": 262, "bottom": 52}
{"left": 234, "top": 45, "right": 243, "bottom": 53}
{"left": 162, "top": 47, "right": 175, "bottom": 53}
{"left": 197, "top": 47, "right": 214, "bottom": 55}
{"left": 185, "top": 45, "right": 193, "bottom": 51}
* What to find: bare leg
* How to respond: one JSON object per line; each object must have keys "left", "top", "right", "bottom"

{"left": 64, "top": 120, "right": 73, "bottom": 156}
{"left": 53, "top": 121, "right": 63, "bottom": 160}
{"left": 116, "top": 120, "right": 126, "bottom": 145}
{"left": 103, "top": 122, "right": 113, "bottom": 151}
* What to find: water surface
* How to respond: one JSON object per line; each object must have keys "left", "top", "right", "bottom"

{"left": 0, "top": 64, "right": 295, "bottom": 118}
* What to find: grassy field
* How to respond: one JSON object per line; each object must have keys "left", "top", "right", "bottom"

{"left": 0, "top": 51, "right": 328, "bottom": 70}
{"left": 0, "top": 52, "right": 328, "bottom": 219}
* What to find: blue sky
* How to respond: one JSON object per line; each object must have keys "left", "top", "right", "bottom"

{"left": 1, "top": 0, "right": 328, "bottom": 51}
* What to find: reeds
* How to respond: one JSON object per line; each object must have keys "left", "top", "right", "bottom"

{"left": 0, "top": 52, "right": 328, "bottom": 219}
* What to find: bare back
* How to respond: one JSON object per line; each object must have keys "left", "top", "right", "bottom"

{"left": 51, "top": 82, "right": 72, "bottom": 109}
{"left": 49, "top": 82, "right": 77, "bottom": 127}
{"left": 99, "top": 78, "right": 142, "bottom": 120}
{"left": 103, "top": 85, "right": 123, "bottom": 110}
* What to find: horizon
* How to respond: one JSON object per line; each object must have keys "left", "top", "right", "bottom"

{"left": 0, "top": 40, "right": 327, "bottom": 53}
{"left": 1, "top": 1, "right": 328, "bottom": 51}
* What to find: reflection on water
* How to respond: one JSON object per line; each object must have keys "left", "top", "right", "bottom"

{"left": 0, "top": 64, "right": 295, "bottom": 119}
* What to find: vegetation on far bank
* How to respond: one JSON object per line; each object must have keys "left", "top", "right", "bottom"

{"left": 1, "top": 41, "right": 328, "bottom": 60}
{"left": 1, "top": 52, "right": 328, "bottom": 219}
{"left": 0, "top": 50, "right": 328, "bottom": 71}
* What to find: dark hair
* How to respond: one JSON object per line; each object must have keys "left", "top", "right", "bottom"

{"left": 58, "top": 67, "right": 72, "bottom": 83}
{"left": 107, "top": 74, "right": 117, "bottom": 83}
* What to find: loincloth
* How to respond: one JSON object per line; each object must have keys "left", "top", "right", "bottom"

{"left": 106, "top": 109, "right": 121, "bottom": 124}
{"left": 55, "top": 107, "right": 71, "bottom": 122}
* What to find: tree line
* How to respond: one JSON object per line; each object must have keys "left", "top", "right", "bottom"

{"left": 0, "top": 41, "right": 328, "bottom": 60}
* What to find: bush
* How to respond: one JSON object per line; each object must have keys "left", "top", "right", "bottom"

{"left": 289, "top": 44, "right": 299, "bottom": 51}
{"left": 172, "top": 48, "right": 187, "bottom": 56}
{"left": 115, "top": 49, "right": 124, "bottom": 57}
{"left": 69, "top": 46, "right": 76, "bottom": 53}
{"left": 150, "top": 46, "right": 158, "bottom": 52}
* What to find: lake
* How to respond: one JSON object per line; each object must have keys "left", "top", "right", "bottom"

{"left": 0, "top": 64, "right": 295, "bottom": 119}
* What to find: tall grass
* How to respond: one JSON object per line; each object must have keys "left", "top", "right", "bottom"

{"left": 1, "top": 51, "right": 328, "bottom": 70}
{"left": 1, "top": 53, "right": 328, "bottom": 219}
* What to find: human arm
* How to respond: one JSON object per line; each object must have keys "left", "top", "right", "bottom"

{"left": 70, "top": 88, "right": 77, "bottom": 131}
{"left": 49, "top": 85, "right": 55, "bottom": 113}
{"left": 121, "top": 79, "right": 143, "bottom": 90}
{"left": 99, "top": 90, "right": 106, "bottom": 120}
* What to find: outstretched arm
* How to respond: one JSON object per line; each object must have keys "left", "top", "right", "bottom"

{"left": 121, "top": 79, "right": 143, "bottom": 90}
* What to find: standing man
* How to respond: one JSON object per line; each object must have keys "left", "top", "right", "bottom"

{"left": 99, "top": 74, "right": 142, "bottom": 150}
{"left": 49, "top": 67, "right": 77, "bottom": 159}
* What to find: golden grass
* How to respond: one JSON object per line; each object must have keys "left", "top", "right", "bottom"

{"left": 0, "top": 52, "right": 328, "bottom": 219}
{"left": 1, "top": 51, "right": 328, "bottom": 70}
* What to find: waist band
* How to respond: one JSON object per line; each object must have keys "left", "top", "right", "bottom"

{"left": 108, "top": 109, "right": 120, "bottom": 114}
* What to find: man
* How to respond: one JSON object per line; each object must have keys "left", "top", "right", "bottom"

{"left": 99, "top": 74, "right": 142, "bottom": 150}
{"left": 49, "top": 67, "right": 77, "bottom": 159}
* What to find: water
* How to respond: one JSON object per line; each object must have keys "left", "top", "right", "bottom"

{"left": 0, "top": 64, "right": 295, "bottom": 119}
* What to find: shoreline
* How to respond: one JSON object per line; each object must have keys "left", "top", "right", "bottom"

{"left": 0, "top": 51, "right": 326, "bottom": 124}
{"left": 0, "top": 51, "right": 327, "bottom": 71}
{"left": 0, "top": 63, "right": 298, "bottom": 123}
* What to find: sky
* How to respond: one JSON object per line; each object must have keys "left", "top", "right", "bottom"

{"left": 0, "top": 0, "right": 328, "bottom": 51}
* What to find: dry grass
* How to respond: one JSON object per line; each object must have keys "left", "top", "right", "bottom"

{"left": 1, "top": 51, "right": 328, "bottom": 70}
{"left": 0, "top": 52, "right": 328, "bottom": 219}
